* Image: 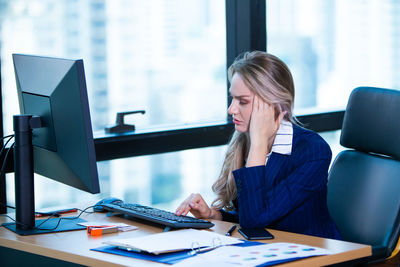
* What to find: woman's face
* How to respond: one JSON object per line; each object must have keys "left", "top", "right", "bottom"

{"left": 228, "top": 73, "right": 255, "bottom": 133}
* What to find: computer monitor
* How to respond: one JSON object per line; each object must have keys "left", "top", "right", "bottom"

{"left": 2, "top": 54, "right": 100, "bottom": 235}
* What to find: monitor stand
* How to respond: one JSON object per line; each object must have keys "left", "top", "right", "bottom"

{"left": 2, "top": 115, "right": 87, "bottom": 235}
{"left": 2, "top": 217, "right": 86, "bottom": 235}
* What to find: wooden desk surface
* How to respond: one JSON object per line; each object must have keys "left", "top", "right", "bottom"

{"left": 0, "top": 209, "right": 371, "bottom": 266}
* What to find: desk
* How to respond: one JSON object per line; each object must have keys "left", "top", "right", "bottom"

{"left": 0, "top": 209, "right": 371, "bottom": 266}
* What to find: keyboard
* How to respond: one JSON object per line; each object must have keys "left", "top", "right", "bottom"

{"left": 101, "top": 202, "right": 214, "bottom": 229}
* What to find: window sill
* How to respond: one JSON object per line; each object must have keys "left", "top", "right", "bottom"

{"left": 94, "top": 110, "right": 345, "bottom": 161}
{"left": 94, "top": 120, "right": 235, "bottom": 161}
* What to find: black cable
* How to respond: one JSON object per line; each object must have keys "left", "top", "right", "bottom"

{"left": 33, "top": 211, "right": 73, "bottom": 230}
{"left": 0, "top": 142, "right": 14, "bottom": 179}
{"left": 77, "top": 207, "right": 95, "bottom": 214}
{"left": 0, "top": 134, "right": 96, "bottom": 231}
{"left": 0, "top": 139, "right": 15, "bottom": 214}
{"left": 1, "top": 134, "right": 14, "bottom": 146}
{"left": 0, "top": 202, "right": 96, "bottom": 216}
{"left": 0, "top": 140, "right": 96, "bottom": 230}
{"left": 33, "top": 205, "right": 96, "bottom": 231}
{"left": 0, "top": 134, "right": 14, "bottom": 141}
{"left": 0, "top": 202, "right": 15, "bottom": 209}
{"left": 0, "top": 205, "right": 96, "bottom": 231}
{"left": 0, "top": 135, "right": 14, "bottom": 162}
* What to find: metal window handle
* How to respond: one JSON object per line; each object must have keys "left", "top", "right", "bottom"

{"left": 105, "top": 110, "right": 145, "bottom": 134}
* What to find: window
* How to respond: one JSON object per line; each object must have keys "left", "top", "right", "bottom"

{"left": 1, "top": 0, "right": 227, "bottom": 134}
{"left": 267, "top": 0, "right": 400, "bottom": 161}
{"left": 267, "top": 0, "right": 400, "bottom": 113}
{"left": 1, "top": 0, "right": 227, "bottom": 210}
{"left": 3, "top": 0, "right": 382, "bottom": 211}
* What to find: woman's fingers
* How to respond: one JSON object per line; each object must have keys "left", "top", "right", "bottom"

{"left": 174, "top": 194, "right": 192, "bottom": 215}
{"left": 174, "top": 193, "right": 203, "bottom": 216}
{"left": 253, "top": 95, "right": 265, "bottom": 113}
{"left": 179, "top": 200, "right": 192, "bottom": 216}
{"left": 254, "top": 95, "right": 260, "bottom": 111}
{"left": 174, "top": 204, "right": 185, "bottom": 216}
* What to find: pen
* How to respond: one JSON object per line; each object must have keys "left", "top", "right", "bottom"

{"left": 35, "top": 208, "right": 78, "bottom": 217}
{"left": 225, "top": 224, "right": 237, "bottom": 236}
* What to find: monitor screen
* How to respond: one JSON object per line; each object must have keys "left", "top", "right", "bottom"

{"left": 2, "top": 54, "right": 100, "bottom": 235}
{"left": 13, "top": 54, "right": 100, "bottom": 193}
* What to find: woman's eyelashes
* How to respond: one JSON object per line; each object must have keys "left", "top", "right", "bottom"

{"left": 231, "top": 96, "right": 249, "bottom": 105}
{"left": 229, "top": 91, "right": 253, "bottom": 106}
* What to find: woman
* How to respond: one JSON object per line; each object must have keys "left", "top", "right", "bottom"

{"left": 175, "top": 51, "right": 341, "bottom": 239}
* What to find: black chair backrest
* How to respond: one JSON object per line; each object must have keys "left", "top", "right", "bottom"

{"left": 328, "top": 87, "right": 400, "bottom": 261}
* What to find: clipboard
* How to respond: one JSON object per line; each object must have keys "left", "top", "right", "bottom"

{"left": 103, "top": 228, "right": 243, "bottom": 255}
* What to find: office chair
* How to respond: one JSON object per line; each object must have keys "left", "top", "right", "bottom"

{"left": 327, "top": 86, "right": 400, "bottom": 264}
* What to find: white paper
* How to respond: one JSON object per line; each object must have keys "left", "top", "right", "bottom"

{"left": 104, "top": 229, "right": 243, "bottom": 254}
{"left": 175, "top": 242, "right": 332, "bottom": 266}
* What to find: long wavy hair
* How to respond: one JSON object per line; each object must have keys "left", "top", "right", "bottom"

{"left": 211, "top": 51, "right": 296, "bottom": 210}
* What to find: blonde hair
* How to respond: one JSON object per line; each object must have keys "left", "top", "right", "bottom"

{"left": 211, "top": 51, "right": 295, "bottom": 210}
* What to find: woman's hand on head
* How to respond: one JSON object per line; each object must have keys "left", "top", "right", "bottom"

{"left": 247, "top": 95, "right": 285, "bottom": 166}
{"left": 249, "top": 95, "right": 284, "bottom": 147}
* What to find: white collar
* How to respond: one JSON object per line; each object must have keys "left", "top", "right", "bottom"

{"left": 265, "top": 120, "right": 293, "bottom": 164}
{"left": 271, "top": 120, "right": 293, "bottom": 155}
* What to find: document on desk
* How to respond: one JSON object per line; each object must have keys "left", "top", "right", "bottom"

{"left": 104, "top": 228, "right": 243, "bottom": 255}
{"left": 174, "top": 242, "right": 332, "bottom": 266}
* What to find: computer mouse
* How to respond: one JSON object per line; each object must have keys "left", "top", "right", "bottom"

{"left": 93, "top": 197, "right": 123, "bottom": 212}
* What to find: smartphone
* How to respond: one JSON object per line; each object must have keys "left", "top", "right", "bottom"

{"left": 238, "top": 227, "right": 274, "bottom": 240}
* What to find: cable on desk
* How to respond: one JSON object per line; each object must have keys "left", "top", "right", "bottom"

{"left": 0, "top": 134, "right": 15, "bottom": 141}
{"left": 76, "top": 207, "right": 96, "bottom": 214}
{"left": 0, "top": 205, "right": 96, "bottom": 231}
{"left": 0, "top": 202, "right": 16, "bottom": 210}
{"left": 0, "top": 134, "right": 14, "bottom": 159}
{"left": 0, "top": 203, "right": 96, "bottom": 215}
{"left": 0, "top": 134, "right": 96, "bottom": 231}
{"left": 0, "top": 142, "right": 14, "bottom": 179}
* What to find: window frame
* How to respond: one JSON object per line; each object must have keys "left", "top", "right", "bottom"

{"left": 0, "top": 0, "right": 344, "bottom": 213}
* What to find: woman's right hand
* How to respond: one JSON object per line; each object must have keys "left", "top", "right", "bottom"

{"left": 249, "top": 95, "right": 280, "bottom": 149}
{"left": 246, "top": 95, "right": 285, "bottom": 167}
{"left": 175, "top": 193, "right": 221, "bottom": 220}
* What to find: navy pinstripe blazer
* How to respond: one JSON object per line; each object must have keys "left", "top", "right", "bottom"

{"left": 221, "top": 124, "right": 341, "bottom": 240}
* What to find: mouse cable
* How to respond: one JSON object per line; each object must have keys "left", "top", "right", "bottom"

{"left": 0, "top": 202, "right": 16, "bottom": 210}
{"left": 0, "top": 205, "right": 96, "bottom": 231}
{"left": 0, "top": 134, "right": 14, "bottom": 141}
{"left": 0, "top": 203, "right": 95, "bottom": 216}
{"left": 0, "top": 142, "right": 14, "bottom": 181}
{"left": 0, "top": 135, "right": 14, "bottom": 163}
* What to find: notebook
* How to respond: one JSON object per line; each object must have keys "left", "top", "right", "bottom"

{"left": 104, "top": 228, "right": 243, "bottom": 254}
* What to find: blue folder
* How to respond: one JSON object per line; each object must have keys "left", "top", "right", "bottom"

{"left": 92, "top": 245, "right": 194, "bottom": 264}
{"left": 91, "top": 240, "right": 264, "bottom": 264}
{"left": 91, "top": 241, "right": 314, "bottom": 265}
